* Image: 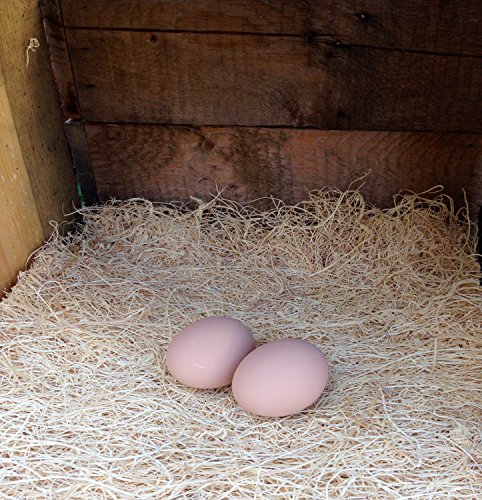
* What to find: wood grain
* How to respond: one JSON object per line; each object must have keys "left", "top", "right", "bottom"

{"left": 40, "top": 0, "right": 81, "bottom": 120}
{"left": 0, "top": 0, "right": 78, "bottom": 295}
{"left": 60, "top": 0, "right": 482, "bottom": 56}
{"left": 0, "top": 0, "right": 78, "bottom": 238}
{"left": 67, "top": 30, "right": 482, "bottom": 131}
{"left": 0, "top": 60, "right": 44, "bottom": 295}
{"left": 86, "top": 124, "right": 482, "bottom": 217}
{"left": 64, "top": 120, "right": 98, "bottom": 205}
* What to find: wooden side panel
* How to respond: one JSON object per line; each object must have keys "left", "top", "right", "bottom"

{"left": 64, "top": 120, "right": 98, "bottom": 205}
{"left": 0, "top": 0, "right": 78, "bottom": 238}
{"left": 0, "top": 61, "right": 44, "bottom": 295}
{"left": 86, "top": 124, "right": 482, "bottom": 215}
{"left": 67, "top": 30, "right": 481, "bottom": 131}
{"left": 0, "top": 0, "right": 78, "bottom": 296}
{"left": 40, "top": 0, "right": 81, "bottom": 120}
{"left": 60, "top": 0, "right": 482, "bottom": 56}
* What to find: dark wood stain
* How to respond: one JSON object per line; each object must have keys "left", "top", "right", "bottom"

{"left": 64, "top": 120, "right": 98, "bottom": 205}
{"left": 40, "top": 0, "right": 81, "bottom": 120}
{"left": 67, "top": 30, "right": 482, "bottom": 131}
{"left": 60, "top": 0, "right": 482, "bottom": 56}
{"left": 221, "top": 129, "right": 292, "bottom": 205}
{"left": 85, "top": 124, "right": 482, "bottom": 218}
{"left": 38, "top": 1, "right": 482, "bottom": 221}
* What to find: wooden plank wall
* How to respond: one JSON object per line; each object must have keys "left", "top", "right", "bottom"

{"left": 46, "top": 1, "right": 482, "bottom": 216}
{"left": 0, "top": 0, "right": 77, "bottom": 296}
{"left": 87, "top": 125, "right": 482, "bottom": 212}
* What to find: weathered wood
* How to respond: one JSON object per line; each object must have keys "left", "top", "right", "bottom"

{"left": 478, "top": 212, "right": 482, "bottom": 273}
{"left": 0, "top": 0, "right": 78, "bottom": 295}
{"left": 0, "top": 61, "right": 44, "bottom": 296}
{"left": 67, "top": 30, "right": 481, "bottom": 131}
{"left": 60, "top": 0, "right": 482, "bottom": 56}
{"left": 39, "top": 0, "right": 81, "bottom": 120}
{"left": 0, "top": 0, "right": 78, "bottom": 237}
{"left": 64, "top": 120, "right": 98, "bottom": 205}
{"left": 86, "top": 124, "right": 482, "bottom": 217}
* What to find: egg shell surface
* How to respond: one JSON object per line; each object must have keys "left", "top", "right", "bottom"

{"left": 166, "top": 317, "right": 256, "bottom": 389}
{"left": 232, "top": 338, "right": 329, "bottom": 417}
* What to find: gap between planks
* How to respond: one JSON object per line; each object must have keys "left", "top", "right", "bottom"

{"left": 83, "top": 121, "right": 482, "bottom": 135}
{"left": 62, "top": 27, "right": 482, "bottom": 59}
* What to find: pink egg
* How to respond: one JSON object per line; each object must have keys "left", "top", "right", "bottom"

{"left": 232, "top": 338, "right": 329, "bottom": 417}
{"left": 166, "top": 317, "right": 256, "bottom": 389}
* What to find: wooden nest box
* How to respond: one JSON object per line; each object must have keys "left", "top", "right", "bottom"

{"left": 0, "top": 0, "right": 481, "bottom": 294}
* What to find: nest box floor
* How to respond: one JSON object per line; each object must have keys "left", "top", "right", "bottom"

{"left": 1, "top": 189, "right": 481, "bottom": 498}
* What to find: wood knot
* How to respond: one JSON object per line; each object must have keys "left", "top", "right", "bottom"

{"left": 201, "top": 139, "right": 214, "bottom": 152}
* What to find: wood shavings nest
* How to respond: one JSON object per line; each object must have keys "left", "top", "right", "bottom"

{"left": 0, "top": 188, "right": 481, "bottom": 499}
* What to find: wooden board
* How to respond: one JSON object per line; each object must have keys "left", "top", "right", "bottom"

{"left": 60, "top": 0, "right": 482, "bottom": 56}
{"left": 40, "top": 0, "right": 81, "bottom": 120}
{"left": 64, "top": 120, "right": 98, "bottom": 205}
{"left": 0, "top": 0, "right": 78, "bottom": 237}
{"left": 0, "top": 0, "right": 78, "bottom": 295}
{"left": 0, "top": 61, "right": 44, "bottom": 295}
{"left": 67, "top": 30, "right": 481, "bottom": 131}
{"left": 86, "top": 124, "right": 482, "bottom": 217}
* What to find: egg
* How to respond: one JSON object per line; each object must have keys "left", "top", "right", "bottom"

{"left": 166, "top": 316, "right": 256, "bottom": 389}
{"left": 232, "top": 338, "right": 329, "bottom": 417}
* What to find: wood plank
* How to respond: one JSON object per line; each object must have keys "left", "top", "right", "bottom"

{"left": 0, "top": 60, "right": 44, "bottom": 296}
{"left": 64, "top": 120, "right": 98, "bottom": 205}
{"left": 39, "top": 0, "right": 81, "bottom": 120}
{"left": 0, "top": 0, "right": 78, "bottom": 239}
{"left": 60, "top": 0, "right": 482, "bottom": 56}
{"left": 85, "top": 124, "right": 482, "bottom": 218}
{"left": 67, "top": 30, "right": 482, "bottom": 132}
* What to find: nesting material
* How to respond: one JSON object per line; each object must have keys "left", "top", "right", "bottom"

{"left": 0, "top": 188, "right": 481, "bottom": 498}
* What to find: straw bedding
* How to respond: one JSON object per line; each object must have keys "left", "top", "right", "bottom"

{"left": 0, "top": 188, "right": 481, "bottom": 499}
